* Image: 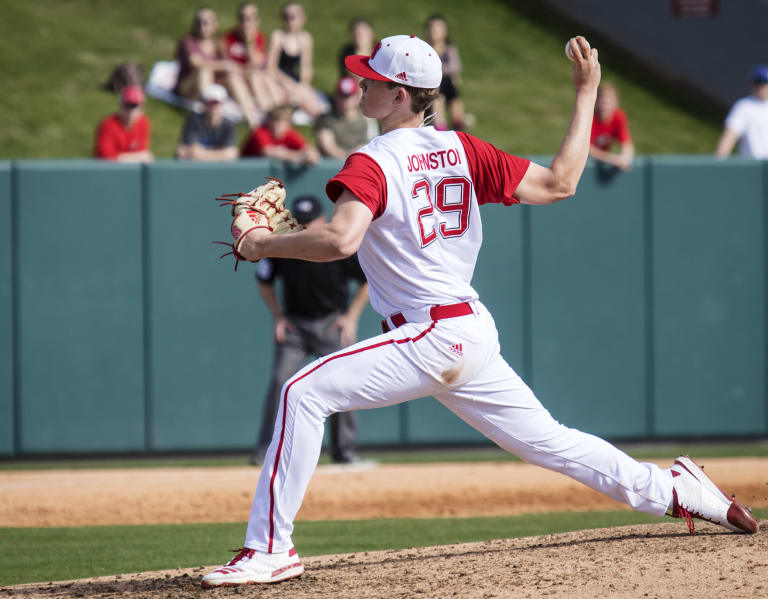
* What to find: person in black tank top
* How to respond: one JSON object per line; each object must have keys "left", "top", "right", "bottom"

{"left": 266, "top": 3, "right": 327, "bottom": 118}
{"left": 277, "top": 48, "right": 301, "bottom": 82}
{"left": 338, "top": 18, "right": 375, "bottom": 79}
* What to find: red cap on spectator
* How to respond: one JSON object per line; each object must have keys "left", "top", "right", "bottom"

{"left": 336, "top": 77, "right": 359, "bottom": 97}
{"left": 121, "top": 85, "right": 145, "bottom": 105}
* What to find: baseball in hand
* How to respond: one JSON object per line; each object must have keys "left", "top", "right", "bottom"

{"left": 565, "top": 37, "right": 589, "bottom": 61}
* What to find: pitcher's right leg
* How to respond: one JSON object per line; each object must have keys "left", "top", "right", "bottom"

{"left": 247, "top": 324, "right": 443, "bottom": 552}
{"left": 204, "top": 323, "right": 444, "bottom": 587}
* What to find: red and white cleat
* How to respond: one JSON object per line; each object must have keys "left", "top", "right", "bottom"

{"left": 201, "top": 546, "right": 304, "bottom": 587}
{"left": 668, "top": 455, "right": 758, "bottom": 535}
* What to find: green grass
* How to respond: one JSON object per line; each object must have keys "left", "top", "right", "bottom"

{"left": 0, "top": 0, "right": 721, "bottom": 159}
{"left": 4, "top": 509, "right": 765, "bottom": 587}
{"left": 3, "top": 441, "right": 767, "bottom": 471}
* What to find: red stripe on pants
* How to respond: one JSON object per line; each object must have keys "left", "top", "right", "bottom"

{"left": 267, "top": 322, "right": 436, "bottom": 552}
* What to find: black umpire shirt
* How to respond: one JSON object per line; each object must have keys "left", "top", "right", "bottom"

{"left": 256, "top": 256, "right": 366, "bottom": 319}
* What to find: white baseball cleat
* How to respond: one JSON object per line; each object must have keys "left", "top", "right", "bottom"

{"left": 201, "top": 546, "right": 304, "bottom": 587}
{"left": 668, "top": 455, "right": 757, "bottom": 535}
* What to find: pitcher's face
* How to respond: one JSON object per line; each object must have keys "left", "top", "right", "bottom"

{"left": 359, "top": 78, "right": 399, "bottom": 119}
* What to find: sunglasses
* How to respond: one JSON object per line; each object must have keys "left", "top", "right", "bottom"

{"left": 122, "top": 103, "right": 140, "bottom": 109}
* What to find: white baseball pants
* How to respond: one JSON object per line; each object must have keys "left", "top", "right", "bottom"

{"left": 245, "top": 301, "right": 673, "bottom": 553}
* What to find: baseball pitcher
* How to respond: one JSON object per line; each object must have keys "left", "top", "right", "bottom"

{"left": 203, "top": 35, "right": 757, "bottom": 587}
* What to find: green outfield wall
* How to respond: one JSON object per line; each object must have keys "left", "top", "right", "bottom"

{"left": 1, "top": 157, "right": 766, "bottom": 456}
{"left": 1, "top": 163, "right": 12, "bottom": 455}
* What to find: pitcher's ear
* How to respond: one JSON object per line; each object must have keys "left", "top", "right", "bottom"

{"left": 393, "top": 86, "right": 408, "bottom": 106}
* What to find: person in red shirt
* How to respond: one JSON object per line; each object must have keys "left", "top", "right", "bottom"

{"left": 222, "top": 2, "right": 285, "bottom": 114}
{"left": 589, "top": 82, "right": 634, "bottom": 171}
{"left": 240, "top": 105, "right": 319, "bottom": 164}
{"left": 93, "top": 85, "right": 154, "bottom": 162}
{"left": 222, "top": 3, "right": 266, "bottom": 65}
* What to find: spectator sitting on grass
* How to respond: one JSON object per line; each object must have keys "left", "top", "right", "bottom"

{"left": 222, "top": 2, "right": 285, "bottom": 114}
{"left": 314, "top": 77, "right": 370, "bottom": 159}
{"left": 589, "top": 82, "right": 634, "bottom": 171}
{"left": 424, "top": 14, "right": 469, "bottom": 131}
{"left": 94, "top": 85, "right": 154, "bottom": 162}
{"left": 338, "top": 18, "right": 375, "bottom": 79}
{"left": 175, "top": 7, "right": 259, "bottom": 127}
{"left": 240, "top": 104, "right": 319, "bottom": 164}
{"left": 266, "top": 2, "right": 326, "bottom": 120}
{"left": 176, "top": 84, "right": 239, "bottom": 162}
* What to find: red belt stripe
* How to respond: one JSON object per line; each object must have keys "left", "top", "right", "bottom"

{"left": 381, "top": 301, "right": 473, "bottom": 333}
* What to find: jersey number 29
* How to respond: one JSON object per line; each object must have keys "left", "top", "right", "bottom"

{"left": 413, "top": 176, "right": 471, "bottom": 247}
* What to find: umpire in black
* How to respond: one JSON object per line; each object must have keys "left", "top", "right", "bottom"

{"left": 252, "top": 195, "right": 369, "bottom": 465}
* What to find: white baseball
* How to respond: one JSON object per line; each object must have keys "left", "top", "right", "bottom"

{"left": 565, "top": 39, "right": 577, "bottom": 62}
{"left": 565, "top": 37, "right": 591, "bottom": 62}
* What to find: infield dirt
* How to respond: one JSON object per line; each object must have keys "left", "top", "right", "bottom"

{"left": 1, "top": 457, "right": 767, "bottom": 597}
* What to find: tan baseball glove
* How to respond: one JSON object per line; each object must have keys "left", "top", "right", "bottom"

{"left": 213, "top": 177, "right": 302, "bottom": 270}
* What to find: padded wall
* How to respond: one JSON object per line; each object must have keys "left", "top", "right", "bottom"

{"left": 651, "top": 158, "right": 766, "bottom": 436}
{"left": 529, "top": 162, "right": 648, "bottom": 437}
{"left": 0, "top": 163, "right": 13, "bottom": 455}
{"left": 14, "top": 162, "right": 145, "bottom": 452}
{"left": 3, "top": 157, "right": 766, "bottom": 455}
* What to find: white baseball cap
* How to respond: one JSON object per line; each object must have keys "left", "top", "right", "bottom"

{"left": 344, "top": 34, "right": 442, "bottom": 89}
{"left": 201, "top": 83, "right": 228, "bottom": 103}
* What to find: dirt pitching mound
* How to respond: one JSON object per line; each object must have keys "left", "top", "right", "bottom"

{"left": 1, "top": 458, "right": 766, "bottom": 597}
{"left": 3, "top": 522, "right": 766, "bottom": 598}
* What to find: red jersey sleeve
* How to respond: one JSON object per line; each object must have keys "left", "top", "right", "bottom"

{"left": 326, "top": 153, "right": 387, "bottom": 218}
{"left": 456, "top": 132, "right": 530, "bottom": 205}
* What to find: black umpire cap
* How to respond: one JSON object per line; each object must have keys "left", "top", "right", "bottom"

{"left": 292, "top": 195, "right": 324, "bottom": 225}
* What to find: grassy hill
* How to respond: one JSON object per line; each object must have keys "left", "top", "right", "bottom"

{"left": 0, "top": 0, "right": 722, "bottom": 159}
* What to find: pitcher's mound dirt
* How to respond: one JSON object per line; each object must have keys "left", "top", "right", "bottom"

{"left": 1, "top": 458, "right": 767, "bottom": 597}
{"left": 3, "top": 522, "right": 766, "bottom": 598}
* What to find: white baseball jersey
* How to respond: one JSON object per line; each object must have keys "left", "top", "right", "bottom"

{"left": 326, "top": 126, "right": 530, "bottom": 317}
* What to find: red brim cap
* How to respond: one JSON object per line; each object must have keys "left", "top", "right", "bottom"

{"left": 344, "top": 55, "right": 391, "bottom": 82}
